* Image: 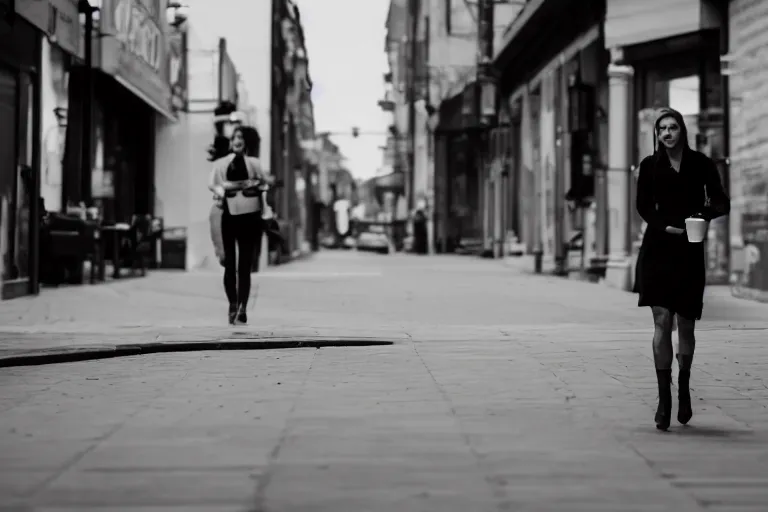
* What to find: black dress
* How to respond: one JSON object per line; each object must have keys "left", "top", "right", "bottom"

{"left": 634, "top": 148, "right": 730, "bottom": 320}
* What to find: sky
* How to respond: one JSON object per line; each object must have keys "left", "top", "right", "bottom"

{"left": 296, "top": 0, "right": 391, "bottom": 181}
{"left": 183, "top": 0, "right": 391, "bottom": 182}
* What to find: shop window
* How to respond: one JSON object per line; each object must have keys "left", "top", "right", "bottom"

{"left": 1, "top": 68, "right": 35, "bottom": 282}
{"left": 669, "top": 75, "right": 700, "bottom": 115}
{"left": 41, "top": 41, "right": 71, "bottom": 213}
{"left": 669, "top": 75, "right": 700, "bottom": 148}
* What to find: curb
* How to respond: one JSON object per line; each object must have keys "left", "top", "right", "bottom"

{"left": 0, "top": 338, "right": 396, "bottom": 368}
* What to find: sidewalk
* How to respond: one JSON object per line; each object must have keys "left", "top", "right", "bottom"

{"left": 2, "top": 252, "right": 768, "bottom": 510}
{"left": 1, "top": 251, "right": 767, "bottom": 363}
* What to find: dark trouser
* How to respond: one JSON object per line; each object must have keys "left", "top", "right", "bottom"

{"left": 222, "top": 211, "right": 262, "bottom": 307}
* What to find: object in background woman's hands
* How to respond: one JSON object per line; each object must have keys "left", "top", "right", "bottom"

{"left": 209, "top": 204, "right": 226, "bottom": 265}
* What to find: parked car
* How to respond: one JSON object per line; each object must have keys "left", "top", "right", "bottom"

{"left": 356, "top": 224, "right": 390, "bottom": 254}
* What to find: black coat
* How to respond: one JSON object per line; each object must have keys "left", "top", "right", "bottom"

{"left": 634, "top": 147, "right": 730, "bottom": 319}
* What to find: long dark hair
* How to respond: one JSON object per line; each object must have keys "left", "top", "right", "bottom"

{"left": 235, "top": 125, "right": 261, "bottom": 157}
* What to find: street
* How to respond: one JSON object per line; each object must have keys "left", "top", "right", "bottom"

{"left": 1, "top": 251, "right": 768, "bottom": 511}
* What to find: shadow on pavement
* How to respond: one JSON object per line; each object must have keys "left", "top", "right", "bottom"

{"left": 0, "top": 338, "right": 397, "bottom": 368}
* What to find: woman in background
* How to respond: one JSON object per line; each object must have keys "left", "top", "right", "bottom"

{"left": 209, "top": 127, "right": 273, "bottom": 325}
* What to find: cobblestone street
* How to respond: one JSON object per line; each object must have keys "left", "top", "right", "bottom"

{"left": 2, "top": 252, "right": 768, "bottom": 511}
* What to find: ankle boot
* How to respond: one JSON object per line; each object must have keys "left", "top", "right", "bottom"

{"left": 236, "top": 303, "right": 248, "bottom": 325}
{"left": 677, "top": 354, "right": 693, "bottom": 425}
{"left": 228, "top": 304, "right": 238, "bottom": 325}
{"left": 655, "top": 369, "right": 673, "bottom": 431}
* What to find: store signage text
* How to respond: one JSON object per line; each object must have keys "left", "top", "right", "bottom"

{"left": 112, "top": 0, "right": 162, "bottom": 72}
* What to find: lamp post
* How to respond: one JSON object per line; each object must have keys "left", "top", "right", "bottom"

{"left": 477, "top": 0, "right": 497, "bottom": 127}
{"left": 78, "top": 0, "right": 99, "bottom": 206}
{"left": 294, "top": 48, "right": 317, "bottom": 252}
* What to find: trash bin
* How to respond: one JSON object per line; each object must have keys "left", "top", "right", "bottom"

{"left": 160, "top": 227, "right": 187, "bottom": 269}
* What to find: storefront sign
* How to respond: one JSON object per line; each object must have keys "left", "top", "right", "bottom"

{"left": 604, "top": 0, "right": 719, "bottom": 49}
{"left": 99, "top": 0, "right": 173, "bottom": 119}
{"left": 219, "top": 44, "right": 238, "bottom": 104}
{"left": 15, "top": 0, "right": 80, "bottom": 57}
{"left": 167, "top": 27, "right": 187, "bottom": 112}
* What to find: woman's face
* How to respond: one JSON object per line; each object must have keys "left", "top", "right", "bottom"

{"left": 657, "top": 116, "right": 682, "bottom": 150}
{"left": 231, "top": 130, "right": 245, "bottom": 153}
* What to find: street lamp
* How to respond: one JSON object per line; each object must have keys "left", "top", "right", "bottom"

{"left": 77, "top": 0, "right": 99, "bottom": 205}
{"left": 461, "top": 81, "right": 477, "bottom": 129}
{"left": 477, "top": 57, "right": 498, "bottom": 126}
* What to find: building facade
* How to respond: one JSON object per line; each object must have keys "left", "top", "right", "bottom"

{"left": 487, "top": 0, "right": 729, "bottom": 287}
{"left": 601, "top": 0, "right": 727, "bottom": 290}
{"left": 426, "top": 0, "right": 520, "bottom": 255}
{"left": 64, "top": 0, "right": 175, "bottom": 226}
{"left": 386, "top": 0, "right": 768, "bottom": 303}
{"left": 728, "top": 0, "right": 768, "bottom": 300}
{"left": 1, "top": 0, "right": 82, "bottom": 299}
{"left": 274, "top": 0, "right": 315, "bottom": 258}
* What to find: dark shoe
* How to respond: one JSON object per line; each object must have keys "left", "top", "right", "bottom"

{"left": 228, "top": 304, "right": 238, "bottom": 325}
{"left": 655, "top": 369, "right": 673, "bottom": 431}
{"left": 677, "top": 354, "right": 693, "bottom": 425}
{"left": 236, "top": 304, "right": 247, "bottom": 325}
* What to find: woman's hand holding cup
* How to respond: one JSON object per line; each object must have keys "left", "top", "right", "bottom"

{"left": 665, "top": 226, "right": 685, "bottom": 235}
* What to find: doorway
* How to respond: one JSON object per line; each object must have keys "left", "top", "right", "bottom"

{"left": 0, "top": 65, "right": 37, "bottom": 298}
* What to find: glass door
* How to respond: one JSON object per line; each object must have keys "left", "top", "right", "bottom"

{"left": 0, "top": 65, "right": 17, "bottom": 286}
{"left": 12, "top": 72, "right": 35, "bottom": 283}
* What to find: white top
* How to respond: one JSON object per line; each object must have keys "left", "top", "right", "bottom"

{"left": 334, "top": 199, "right": 351, "bottom": 234}
{"left": 209, "top": 153, "right": 269, "bottom": 216}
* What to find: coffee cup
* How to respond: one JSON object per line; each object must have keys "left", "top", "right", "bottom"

{"left": 685, "top": 217, "right": 708, "bottom": 243}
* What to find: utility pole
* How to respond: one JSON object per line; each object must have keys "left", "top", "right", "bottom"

{"left": 478, "top": 0, "right": 494, "bottom": 60}
{"left": 477, "top": 0, "right": 496, "bottom": 257}
{"left": 78, "top": 0, "right": 97, "bottom": 206}
{"left": 477, "top": 0, "right": 494, "bottom": 121}
{"left": 406, "top": 0, "right": 418, "bottom": 212}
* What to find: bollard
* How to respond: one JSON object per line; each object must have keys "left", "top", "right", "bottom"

{"left": 533, "top": 249, "right": 543, "bottom": 274}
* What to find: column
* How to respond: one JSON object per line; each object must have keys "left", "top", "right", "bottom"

{"left": 520, "top": 88, "right": 534, "bottom": 253}
{"left": 604, "top": 63, "right": 634, "bottom": 290}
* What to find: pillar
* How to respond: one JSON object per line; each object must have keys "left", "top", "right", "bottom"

{"left": 604, "top": 63, "right": 634, "bottom": 290}
{"left": 520, "top": 88, "right": 534, "bottom": 253}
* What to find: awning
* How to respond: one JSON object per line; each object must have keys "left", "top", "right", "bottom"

{"left": 374, "top": 171, "right": 405, "bottom": 190}
{"left": 493, "top": 0, "right": 603, "bottom": 92}
{"left": 114, "top": 75, "right": 177, "bottom": 122}
{"left": 435, "top": 90, "right": 466, "bottom": 134}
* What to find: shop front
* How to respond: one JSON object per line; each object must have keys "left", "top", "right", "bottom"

{"left": 494, "top": 0, "right": 606, "bottom": 274}
{"left": 1, "top": 0, "right": 81, "bottom": 299}
{"left": 70, "top": 0, "right": 174, "bottom": 223}
{"left": 603, "top": 0, "right": 728, "bottom": 289}
{"left": 728, "top": 0, "right": 768, "bottom": 300}
{"left": 433, "top": 88, "right": 482, "bottom": 254}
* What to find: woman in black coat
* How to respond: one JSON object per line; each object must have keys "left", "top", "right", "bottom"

{"left": 635, "top": 107, "right": 730, "bottom": 431}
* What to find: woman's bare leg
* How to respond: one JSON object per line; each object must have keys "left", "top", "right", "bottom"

{"left": 676, "top": 315, "right": 696, "bottom": 424}
{"left": 651, "top": 307, "right": 674, "bottom": 430}
{"left": 651, "top": 307, "right": 674, "bottom": 369}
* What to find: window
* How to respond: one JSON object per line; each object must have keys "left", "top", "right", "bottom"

{"left": 445, "top": 0, "right": 452, "bottom": 34}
